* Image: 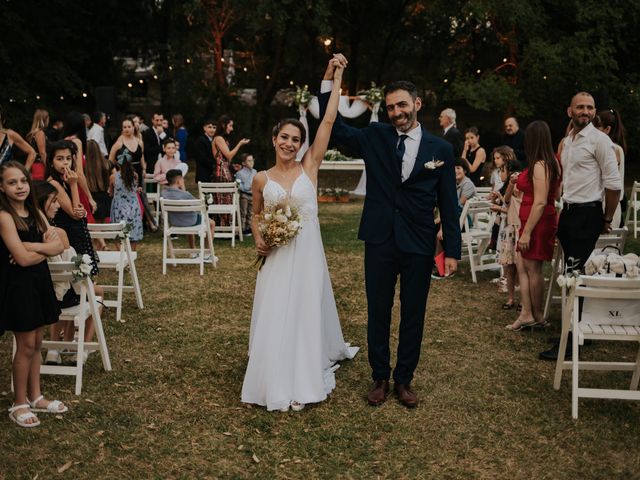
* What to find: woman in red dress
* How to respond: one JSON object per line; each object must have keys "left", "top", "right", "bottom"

{"left": 506, "top": 121, "right": 561, "bottom": 331}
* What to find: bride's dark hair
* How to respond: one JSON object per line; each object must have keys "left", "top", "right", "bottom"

{"left": 272, "top": 119, "right": 306, "bottom": 145}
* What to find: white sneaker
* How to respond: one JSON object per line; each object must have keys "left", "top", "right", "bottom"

{"left": 290, "top": 401, "right": 305, "bottom": 412}
{"left": 45, "top": 349, "right": 61, "bottom": 365}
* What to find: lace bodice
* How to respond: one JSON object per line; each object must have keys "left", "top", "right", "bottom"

{"left": 263, "top": 169, "right": 317, "bottom": 221}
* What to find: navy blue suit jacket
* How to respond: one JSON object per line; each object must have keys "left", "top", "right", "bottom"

{"left": 319, "top": 92, "right": 461, "bottom": 259}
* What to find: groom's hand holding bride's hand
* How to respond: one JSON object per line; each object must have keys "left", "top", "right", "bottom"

{"left": 323, "top": 54, "right": 348, "bottom": 81}
{"left": 444, "top": 258, "right": 458, "bottom": 276}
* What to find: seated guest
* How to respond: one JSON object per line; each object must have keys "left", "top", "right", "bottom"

{"left": 455, "top": 157, "right": 476, "bottom": 211}
{"left": 161, "top": 169, "right": 216, "bottom": 259}
{"left": 234, "top": 153, "right": 257, "bottom": 235}
{"left": 154, "top": 138, "right": 188, "bottom": 185}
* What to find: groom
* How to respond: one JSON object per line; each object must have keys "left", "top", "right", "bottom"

{"left": 319, "top": 55, "right": 461, "bottom": 408}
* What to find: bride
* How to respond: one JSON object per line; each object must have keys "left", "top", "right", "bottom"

{"left": 241, "top": 55, "right": 358, "bottom": 412}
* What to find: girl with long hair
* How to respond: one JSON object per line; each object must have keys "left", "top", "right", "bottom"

{"left": 25, "top": 108, "right": 50, "bottom": 180}
{"left": 461, "top": 127, "right": 487, "bottom": 186}
{"left": 45, "top": 140, "right": 99, "bottom": 276}
{"left": 63, "top": 111, "right": 97, "bottom": 222}
{"left": 0, "top": 161, "right": 67, "bottom": 427}
{"left": 109, "top": 147, "right": 144, "bottom": 250}
{"left": 85, "top": 139, "right": 113, "bottom": 222}
{"left": 506, "top": 121, "right": 561, "bottom": 331}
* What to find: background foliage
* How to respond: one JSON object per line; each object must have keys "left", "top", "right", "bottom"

{"left": 1, "top": 0, "right": 638, "bottom": 165}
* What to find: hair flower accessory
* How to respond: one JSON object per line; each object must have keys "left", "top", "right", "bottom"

{"left": 424, "top": 158, "right": 445, "bottom": 170}
{"left": 116, "top": 147, "right": 132, "bottom": 166}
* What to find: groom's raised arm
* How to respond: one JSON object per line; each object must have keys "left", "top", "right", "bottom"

{"left": 437, "top": 143, "right": 462, "bottom": 260}
{"left": 317, "top": 81, "right": 366, "bottom": 158}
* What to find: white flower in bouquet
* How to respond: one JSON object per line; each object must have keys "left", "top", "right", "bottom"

{"left": 82, "top": 254, "right": 92, "bottom": 264}
{"left": 80, "top": 263, "right": 92, "bottom": 275}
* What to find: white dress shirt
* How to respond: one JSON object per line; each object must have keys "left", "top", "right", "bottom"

{"left": 320, "top": 80, "right": 422, "bottom": 181}
{"left": 443, "top": 124, "right": 454, "bottom": 135}
{"left": 87, "top": 123, "right": 108, "bottom": 157}
{"left": 560, "top": 122, "right": 621, "bottom": 203}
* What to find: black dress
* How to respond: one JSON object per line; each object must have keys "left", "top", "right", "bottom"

{"left": 0, "top": 215, "right": 60, "bottom": 335}
{"left": 466, "top": 147, "right": 485, "bottom": 186}
{"left": 52, "top": 183, "right": 99, "bottom": 276}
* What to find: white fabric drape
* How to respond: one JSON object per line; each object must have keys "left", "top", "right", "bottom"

{"left": 307, "top": 96, "right": 370, "bottom": 119}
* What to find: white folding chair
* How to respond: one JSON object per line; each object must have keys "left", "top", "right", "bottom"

{"left": 161, "top": 198, "right": 216, "bottom": 275}
{"left": 543, "top": 227, "right": 628, "bottom": 323}
{"left": 144, "top": 174, "right": 161, "bottom": 224}
{"left": 12, "top": 262, "right": 112, "bottom": 395}
{"left": 460, "top": 199, "right": 500, "bottom": 283}
{"left": 198, "top": 182, "right": 243, "bottom": 247}
{"left": 553, "top": 275, "right": 640, "bottom": 419}
{"left": 88, "top": 222, "right": 144, "bottom": 323}
{"left": 475, "top": 186, "right": 493, "bottom": 198}
{"left": 624, "top": 181, "right": 639, "bottom": 238}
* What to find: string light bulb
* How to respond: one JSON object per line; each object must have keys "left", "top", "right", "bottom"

{"left": 60, "top": 96, "right": 64, "bottom": 100}
{"left": 153, "top": 74, "right": 158, "bottom": 80}
{"left": 139, "top": 79, "right": 144, "bottom": 84}
{"left": 323, "top": 38, "right": 332, "bottom": 46}
{"left": 82, "top": 92, "right": 88, "bottom": 98}
{"left": 503, "top": 58, "right": 507, "bottom": 63}
{"left": 289, "top": 80, "right": 294, "bottom": 85}
{"left": 127, "top": 83, "right": 133, "bottom": 88}
{"left": 443, "top": 78, "right": 448, "bottom": 84}
{"left": 243, "top": 67, "right": 248, "bottom": 72}
{"left": 266, "top": 75, "right": 270, "bottom": 80}
{"left": 476, "top": 69, "right": 481, "bottom": 74}
{"left": 186, "top": 58, "right": 191, "bottom": 64}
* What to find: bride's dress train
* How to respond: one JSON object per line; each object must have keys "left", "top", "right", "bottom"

{"left": 241, "top": 168, "right": 358, "bottom": 411}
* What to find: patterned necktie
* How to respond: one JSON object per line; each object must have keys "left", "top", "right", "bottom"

{"left": 396, "top": 134, "right": 408, "bottom": 173}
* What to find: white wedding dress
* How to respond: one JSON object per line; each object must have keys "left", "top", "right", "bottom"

{"left": 241, "top": 167, "right": 358, "bottom": 411}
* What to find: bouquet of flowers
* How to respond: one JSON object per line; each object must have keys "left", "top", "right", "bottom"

{"left": 357, "top": 82, "right": 385, "bottom": 104}
{"left": 294, "top": 85, "right": 312, "bottom": 108}
{"left": 254, "top": 200, "right": 302, "bottom": 269}
{"left": 323, "top": 149, "right": 351, "bottom": 162}
{"left": 557, "top": 257, "right": 581, "bottom": 288}
{"left": 116, "top": 222, "right": 133, "bottom": 240}
{"left": 71, "top": 254, "right": 94, "bottom": 282}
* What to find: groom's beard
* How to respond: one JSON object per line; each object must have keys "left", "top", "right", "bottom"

{"left": 391, "top": 109, "right": 417, "bottom": 133}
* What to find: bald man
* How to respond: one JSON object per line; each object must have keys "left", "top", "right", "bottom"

{"left": 502, "top": 117, "right": 525, "bottom": 166}
{"left": 539, "top": 91, "right": 621, "bottom": 361}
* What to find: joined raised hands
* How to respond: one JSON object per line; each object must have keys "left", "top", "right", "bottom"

{"left": 323, "top": 54, "right": 348, "bottom": 81}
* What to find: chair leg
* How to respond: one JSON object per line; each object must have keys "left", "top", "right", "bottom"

{"left": 237, "top": 206, "right": 243, "bottom": 242}
{"left": 631, "top": 345, "right": 640, "bottom": 390}
{"left": 199, "top": 232, "right": 205, "bottom": 276}
{"left": 571, "top": 327, "right": 579, "bottom": 419}
{"left": 553, "top": 321, "right": 570, "bottom": 390}
{"left": 231, "top": 212, "right": 236, "bottom": 248}
{"left": 129, "top": 260, "right": 144, "bottom": 309}
{"left": 75, "top": 320, "right": 86, "bottom": 395}
{"left": 89, "top": 288, "right": 112, "bottom": 372}
{"left": 116, "top": 263, "right": 124, "bottom": 322}
{"left": 162, "top": 232, "right": 168, "bottom": 275}
{"left": 206, "top": 228, "right": 216, "bottom": 268}
{"left": 468, "top": 241, "right": 477, "bottom": 284}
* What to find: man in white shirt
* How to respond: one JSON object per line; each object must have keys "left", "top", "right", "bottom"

{"left": 539, "top": 91, "right": 621, "bottom": 361}
{"left": 87, "top": 111, "right": 108, "bottom": 157}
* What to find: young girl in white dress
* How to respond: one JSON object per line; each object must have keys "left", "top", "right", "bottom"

{"left": 241, "top": 55, "right": 358, "bottom": 412}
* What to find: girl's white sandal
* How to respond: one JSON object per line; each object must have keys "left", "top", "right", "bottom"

{"left": 28, "top": 395, "right": 68, "bottom": 414}
{"left": 8, "top": 404, "right": 40, "bottom": 428}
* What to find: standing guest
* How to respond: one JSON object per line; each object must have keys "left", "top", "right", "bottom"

{"left": 154, "top": 138, "right": 188, "bottom": 184}
{"left": 142, "top": 112, "right": 167, "bottom": 174}
{"left": 109, "top": 117, "right": 157, "bottom": 232}
{"left": 0, "top": 105, "right": 36, "bottom": 168}
{"left": 489, "top": 146, "right": 516, "bottom": 193}
{"left": 63, "top": 112, "right": 97, "bottom": 221}
{"left": 492, "top": 158, "right": 523, "bottom": 310}
{"left": 171, "top": 114, "right": 188, "bottom": 162}
{"left": 539, "top": 92, "right": 622, "bottom": 360}
{"left": 213, "top": 115, "right": 250, "bottom": 226}
{"left": 25, "top": 109, "right": 50, "bottom": 180}
{"left": 502, "top": 117, "right": 526, "bottom": 167}
{"left": 439, "top": 108, "right": 464, "bottom": 157}
{"left": 45, "top": 116, "right": 63, "bottom": 142}
{"left": 45, "top": 140, "right": 99, "bottom": 276}
{"left": 506, "top": 121, "right": 561, "bottom": 331}
{"left": 194, "top": 118, "right": 217, "bottom": 183}
{"left": 319, "top": 57, "right": 460, "bottom": 408}
{"left": 109, "top": 148, "right": 144, "bottom": 250}
{"left": 161, "top": 169, "right": 216, "bottom": 255}
{"left": 235, "top": 153, "right": 257, "bottom": 235}
{"left": 85, "top": 140, "right": 113, "bottom": 223}
{"left": 87, "top": 111, "right": 109, "bottom": 158}
{"left": 0, "top": 161, "right": 68, "bottom": 427}
{"left": 461, "top": 127, "right": 487, "bottom": 186}
{"left": 593, "top": 109, "right": 627, "bottom": 227}
{"left": 161, "top": 118, "right": 170, "bottom": 131}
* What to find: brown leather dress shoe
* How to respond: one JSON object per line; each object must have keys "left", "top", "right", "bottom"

{"left": 394, "top": 383, "right": 418, "bottom": 408}
{"left": 367, "top": 379, "right": 390, "bottom": 406}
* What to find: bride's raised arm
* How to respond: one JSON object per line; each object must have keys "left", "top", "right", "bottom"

{"left": 304, "top": 55, "right": 347, "bottom": 171}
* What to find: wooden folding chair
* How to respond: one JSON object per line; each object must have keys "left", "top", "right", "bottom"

{"left": 161, "top": 198, "right": 216, "bottom": 275}
{"left": 460, "top": 199, "right": 500, "bottom": 283}
{"left": 624, "top": 181, "right": 639, "bottom": 238}
{"left": 553, "top": 275, "right": 640, "bottom": 418}
{"left": 198, "top": 182, "right": 243, "bottom": 247}
{"left": 88, "top": 222, "right": 144, "bottom": 323}
{"left": 12, "top": 262, "right": 112, "bottom": 395}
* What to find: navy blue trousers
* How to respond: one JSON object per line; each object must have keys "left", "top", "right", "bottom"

{"left": 364, "top": 236, "right": 434, "bottom": 384}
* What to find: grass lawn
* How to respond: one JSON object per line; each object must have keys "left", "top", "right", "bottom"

{"left": 1, "top": 196, "right": 640, "bottom": 479}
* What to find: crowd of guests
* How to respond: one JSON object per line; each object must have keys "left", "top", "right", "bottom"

{"left": 438, "top": 93, "right": 627, "bottom": 361}
{"left": 0, "top": 105, "right": 259, "bottom": 427}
